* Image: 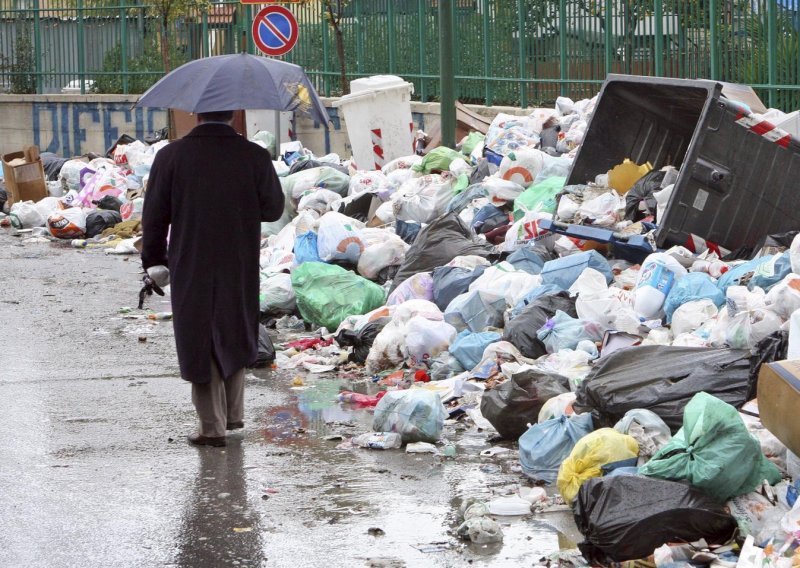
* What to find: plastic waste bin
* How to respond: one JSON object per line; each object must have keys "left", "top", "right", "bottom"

{"left": 566, "top": 74, "right": 800, "bottom": 252}
{"left": 334, "top": 75, "right": 415, "bottom": 171}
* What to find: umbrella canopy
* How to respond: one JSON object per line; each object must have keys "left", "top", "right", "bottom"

{"left": 135, "top": 53, "right": 330, "bottom": 126}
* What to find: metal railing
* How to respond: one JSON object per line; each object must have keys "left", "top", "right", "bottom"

{"left": 1, "top": 0, "right": 798, "bottom": 111}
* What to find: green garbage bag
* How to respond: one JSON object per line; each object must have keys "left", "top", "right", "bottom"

{"left": 639, "top": 392, "right": 781, "bottom": 503}
{"left": 513, "top": 176, "right": 566, "bottom": 221}
{"left": 460, "top": 132, "right": 485, "bottom": 156}
{"left": 291, "top": 262, "right": 387, "bottom": 331}
{"left": 412, "top": 147, "right": 464, "bottom": 174}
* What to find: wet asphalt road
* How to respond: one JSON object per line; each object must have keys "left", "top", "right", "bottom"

{"left": 0, "top": 231, "right": 578, "bottom": 567}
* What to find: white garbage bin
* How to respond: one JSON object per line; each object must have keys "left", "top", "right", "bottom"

{"left": 333, "top": 75, "right": 415, "bottom": 171}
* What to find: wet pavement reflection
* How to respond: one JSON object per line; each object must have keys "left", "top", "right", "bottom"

{"left": 0, "top": 235, "right": 578, "bottom": 567}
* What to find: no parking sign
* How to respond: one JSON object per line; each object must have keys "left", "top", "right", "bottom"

{"left": 252, "top": 5, "right": 299, "bottom": 57}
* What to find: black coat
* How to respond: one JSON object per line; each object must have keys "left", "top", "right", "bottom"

{"left": 141, "top": 123, "right": 284, "bottom": 383}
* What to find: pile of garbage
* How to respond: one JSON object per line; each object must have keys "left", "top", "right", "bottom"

{"left": 0, "top": 139, "right": 166, "bottom": 252}
{"left": 6, "top": 84, "right": 800, "bottom": 564}
{"left": 253, "top": 94, "right": 800, "bottom": 564}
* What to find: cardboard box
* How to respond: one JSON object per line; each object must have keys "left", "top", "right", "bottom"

{"left": 758, "top": 359, "right": 800, "bottom": 455}
{"left": 2, "top": 146, "right": 47, "bottom": 207}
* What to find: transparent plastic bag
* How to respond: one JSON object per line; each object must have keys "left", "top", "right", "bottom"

{"left": 372, "top": 389, "right": 448, "bottom": 443}
{"left": 537, "top": 310, "right": 604, "bottom": 354}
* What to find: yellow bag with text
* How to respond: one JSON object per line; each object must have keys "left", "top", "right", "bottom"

{"left": 557, "top": 428, "right": 638, "bottom": 503}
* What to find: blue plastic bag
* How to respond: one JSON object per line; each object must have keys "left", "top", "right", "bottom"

{"left": 541, "top": 250, "right": 613, "bottom": 291}
{"left": 450, "top": 330, "right": 502, "bottom": 371}
{"left": 750, "top": 251, "right": 792, "bottom": 292}
{"left": 432, "top": 265, "right": 487, "bottom": 312}
{"left": 506, "top": 247, "right": 548, "bottom": 275}
{"left": 519, "top": 413, "right": 594, "bottom": 483}
{"left": 536, "top": 310, "right": 604, "bottom": 353}
{"left": 510, "top": 284, "right": 563, "bottom": 319}
{"left": 716, "top": 255, "right": 773, "bottom": 293}
{"left": 663, "top": 272, "right": 726, "bottom": 323}
{"left": 294, "top": 231, "right": 322, "bottom": 265}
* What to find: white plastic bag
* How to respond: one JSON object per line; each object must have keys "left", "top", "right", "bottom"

{"left": 498, "top": 148, "right": 546, "bottom": 188}
{"left": 765, "top": 274, "right": 800, "bottom": 319}
{"left": 9, "top": 201, "right": 46, "bottom": 229}
{"left": 47, "top": 207, "right": 87, "bottom": 238}
{"left": 671, "top": 299, "right": 719, "bottom": 336}
{"left": 393, "top": 174, "right": 455, "bottom": 224}
{"left": 33, "top": 196, "right": 63, "bottom": 220}
{"left": 373, "top": 389, "right": 447, "bottom": 443}
{"left": 349, "top": 171, "right": 395, "bottom": 200}
{"left": 316, "top": 212, "right": 365, "bottom": 263}
{"left": 259, "top": 273, "right": 296, "bottom": 313}
{"left": 404, "top": 316, "right": 457, "bottom": 367}
{"left": 357, "top": 235, "right": 408, "bottom": 280}
{"left": 470, "top": 263, "right": 543, "bottom": 309}
{"left": 726, "top": 308, "right": 782, "bottom": 349}
{"left": 791, "top": 233, "right": 800, "bottom": 275}
{"left": 297, "top": 189, "right": 341, "bottom": 214}
{"left": 382, "top": 155, "right": 423, "bottom": 175}
{"left": 501, "top": 211, "right": 554, "bottom": 252}
{"left": 575, "top": 191, "right": 623, "bottom": 227}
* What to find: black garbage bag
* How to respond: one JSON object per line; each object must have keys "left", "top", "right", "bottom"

{"left": 40, "top": 152, "right": 68, "bottom": 181}
{"left": 749, "top": 331, "right": 789, "bottom": 401}
{"left": 574, "top": 345, "right": 752, "bottom": 433}
{"left": 0, "top": 187, "right": 7, "bottom": 211}
{"left": 336, "top": 322, "right": 384, "bottom": 364}
{"left": 480, "top": 368, "right": 571, "bottom": 440}
{"left": 335, "top": 192, "right": 377, "bottom": 223}
{"left": 375, "top": 265, "right": 399, "bottom": 286}
{"left": 503, "top": 292, "right": 577, "bottom": 359}
{"left": 288, "top": 159, "right": 349, "bottom": 176}
{"left": 389, "top": 212, "right": 495, "bottom": 294}
{"left": 574, "top": 475, "right": 738, "bottom": 565}
{"left": 253, "top": 324, "right": 276, "bottom": 367}
{"left": 93, "top": 195, "right": 123, "bottom": 212}
{"left": 469, "top": 159, "right": 493, "bottom": 186}
{"left": 85, "top": 209, "right": 123, "bottom": 238}
{"left": 624, "top": 169, "right": 666, "bottom": 222}
{"left": 431, "top": 265, "right": 487, "bottom": 311}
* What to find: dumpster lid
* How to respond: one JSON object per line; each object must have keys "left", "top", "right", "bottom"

{"left": 350, "top": 75, "right": 411, "bottom": 94}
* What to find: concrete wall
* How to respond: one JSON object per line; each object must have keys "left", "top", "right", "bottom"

{"left": 0, "top": 94, "right": 534, "bottom": 160}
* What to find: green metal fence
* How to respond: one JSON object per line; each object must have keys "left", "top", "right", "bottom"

{"left": 1, "top": 0, "right": 799, "bottom": 111}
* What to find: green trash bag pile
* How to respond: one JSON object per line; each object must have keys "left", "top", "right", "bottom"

{"left": 291, "top": 262, "right": 387, "bottom": 331}
{"left": 640, "top": 392, "right": 781, "bottom": 503}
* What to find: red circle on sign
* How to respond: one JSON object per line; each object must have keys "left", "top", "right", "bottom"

{"left": 252, "top": 5, "right": 299, "bottom": 57}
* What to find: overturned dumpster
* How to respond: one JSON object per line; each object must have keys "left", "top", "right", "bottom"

{"left": 565, "top": 74, "right": 800, "bottom": 253}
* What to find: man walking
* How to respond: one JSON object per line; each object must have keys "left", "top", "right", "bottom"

{"left": 141, "top": 110, "right": 284, "bottom": 447}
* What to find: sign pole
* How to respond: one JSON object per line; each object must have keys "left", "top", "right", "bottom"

{"left": 273, "top": 110, "right": 281, "bottom": 156}
{"left": 439, "top": 0, "right": 455, "bottom": 148}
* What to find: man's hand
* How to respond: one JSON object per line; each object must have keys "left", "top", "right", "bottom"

{"left": 138, "top": 265, "right": 169, "bottom": 309}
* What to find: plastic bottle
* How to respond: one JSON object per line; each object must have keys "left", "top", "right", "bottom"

{"left": 147, "top": 312, "right": 173, "bottom": 321}
{"left": 351, "top": 432, "right": 402, "bottom": 450}
{"left": 690, "top": 259, "right": 729, "bottom": 278}
{"left": 634, "top": 253, "right": 688, "bottom": 318}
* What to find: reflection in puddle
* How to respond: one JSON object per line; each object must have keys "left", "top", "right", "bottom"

{"left": 252, "top": 371, "right": 578, "bottom": 564}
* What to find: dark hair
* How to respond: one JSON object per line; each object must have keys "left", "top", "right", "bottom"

{"left": 197, "top": 110, "right": 234, "bottom": 123}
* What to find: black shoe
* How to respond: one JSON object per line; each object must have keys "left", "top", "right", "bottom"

{"left": 188, "top": 433, "right": 226, "bottom": 447}
{"left": 226, "top": 421, "right": 244, "bottom": 430}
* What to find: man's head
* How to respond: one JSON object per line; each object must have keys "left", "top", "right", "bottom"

{"left": 197, "top": 110, "right": 234, "bottom": 124}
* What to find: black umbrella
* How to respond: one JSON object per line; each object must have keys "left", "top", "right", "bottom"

{"left": 135, "top": 53, "right": 330, "bottom": 126}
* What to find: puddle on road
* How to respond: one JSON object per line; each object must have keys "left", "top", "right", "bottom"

{"left": 246, "top": 370, "right": 578, "bottom": 565}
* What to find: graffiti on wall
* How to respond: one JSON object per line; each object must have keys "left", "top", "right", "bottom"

{"left": 32, "top": 102, "right": 167, "bottom": 156}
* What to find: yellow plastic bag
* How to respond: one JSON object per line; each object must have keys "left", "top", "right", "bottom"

{"left": 557, "top": 428, "right": 639, "bottom": 503}
{"left": 607, "top": 159, "right": 652, "bottom": 194}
